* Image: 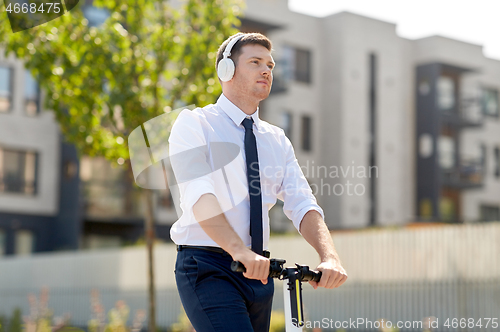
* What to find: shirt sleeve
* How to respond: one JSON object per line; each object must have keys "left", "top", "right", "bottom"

{"left": 168, "top": 109, "right": 217, "bottom": 224}
{"left": 276, "top": 133, "right": 325, "bottom": 234}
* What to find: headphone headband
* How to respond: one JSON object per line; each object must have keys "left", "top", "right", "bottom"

{"left": 223, "top": 34, "right": 244, "bottom": 58}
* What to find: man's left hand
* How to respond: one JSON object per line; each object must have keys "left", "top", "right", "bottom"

{"left": 309, "top": 260, "right": 348, "bottom": 289}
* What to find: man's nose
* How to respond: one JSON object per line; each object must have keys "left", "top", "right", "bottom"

{"left": 261, "top": 66, "right": 272, "bottom": 77}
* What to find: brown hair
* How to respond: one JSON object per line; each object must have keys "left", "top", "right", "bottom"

{"left": 215, "top": 32, "right": 273, "bottom": 71}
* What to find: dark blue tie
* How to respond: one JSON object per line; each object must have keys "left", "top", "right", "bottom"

{"left": 242, "top": 117, "right": 263, "bottom": 255}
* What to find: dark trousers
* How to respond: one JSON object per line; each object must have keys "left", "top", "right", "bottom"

{"left": 175, "top": 248, "right": 274, "bottom": 332}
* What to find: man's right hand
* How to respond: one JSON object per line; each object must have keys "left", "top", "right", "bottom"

{"left": 231, "top": 249, "right": 270, "bottom": 284}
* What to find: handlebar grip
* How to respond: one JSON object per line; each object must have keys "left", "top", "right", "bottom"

{"left": 231, "top": 260, "right": 246, "bottom": 273}
{"left": 311, "top": 270, "right": 322, "bottom": 283}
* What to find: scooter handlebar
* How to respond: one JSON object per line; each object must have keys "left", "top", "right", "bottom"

{"left": 231, "top": 259, "right": 322, "bottom": 282}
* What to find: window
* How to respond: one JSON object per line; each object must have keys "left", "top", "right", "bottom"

{"left": 25, "top": 69, "right": 40, "bottom": 116}
{"left": 295, "top": 49, "right": 311, "bottom": 83}
{"left": 0, "top": 229, "right": 5, "bottom": 256}
{"left": 0, "top": 65, "right": 13, "bottom": 112}
{"left": 0, "top": 147, "right": 38, "bottom": 195}
{"left": 440, "top": 196, "right": 456, "bottom": 222}
{"left": 438, "top": 136, "right": 455, "bottom": 169}
{"left": 480, "top": 205, "right": 500, "bottom": 222}
{"left": 437, "top": 76, "right": 455, "bottom": 110}
{"left": 80, "top": 156, "right": 142, "bottom": 218}
{"left": 481, "top": 143, "right": 487, "bottom": 175}
{"left": 283, "top": 46, "right": 312, "bottom": 83}
{"left": 495, "top": 147, "right": 500, "bottom": 178}
{"left": 282, "top": 111, "right": 293, "bottom": 141}
{"left": 369, "top": 53, "right": 378, "bottom": 226}
{"left": 15, "top": 230, "right": 35, "bottom": 255}
{"left": 482, "top": 87, "right": 499, "bottom": 117}
{"left": 301, "top": 116, "right": 312, "bottom": 151}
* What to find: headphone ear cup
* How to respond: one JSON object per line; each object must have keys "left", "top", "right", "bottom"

{"left": 217, "top": 58, "right": 235, "bottom": 82}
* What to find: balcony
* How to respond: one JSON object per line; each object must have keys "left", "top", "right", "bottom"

{"left": 81, "top": 180, "right": 144, "bottom": 222}
{"left": 441, "top": 157, "right": 484, "bottom": 189}
{"left": 440, "top": 97, "right": 484, "bottom": 128}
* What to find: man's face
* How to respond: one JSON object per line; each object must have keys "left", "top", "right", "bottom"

{"left": 228, "top": 44, "right": 275, "bottom": 101}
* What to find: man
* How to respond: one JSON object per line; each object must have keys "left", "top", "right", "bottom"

{"left": 169, "top": 32, "right": 347, "bottom": 332}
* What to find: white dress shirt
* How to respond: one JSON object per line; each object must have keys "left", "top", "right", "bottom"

{"left": 168, "top": 93, "right": 324, "bottom": 250}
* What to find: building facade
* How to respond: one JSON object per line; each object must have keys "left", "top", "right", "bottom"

{"left": 0, "top": 48, "right": 81, "bottom": 254}
{"left": 243, "top": 0, "right": 500, "bottom": 229}
{"left": 1, "top": 0, "right": 499, "bottom": 255}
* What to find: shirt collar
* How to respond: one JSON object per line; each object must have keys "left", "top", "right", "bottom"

{"left": 216, "top": 93, "right": 262, "bottom": 130}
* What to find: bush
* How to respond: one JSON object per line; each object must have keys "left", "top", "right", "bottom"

{"left": 0, "top": 313, "right": 7, "bottom": 332}
{"left": 88, "top": 290, "right": 146, "bottom": 332}
{"left": 8, "top": 309, "right": 22, "bottom": 332}
{"left": 24, "top": 288, "right": 71, "bottom": 332}
{"left": 269, "top": 310, "right": 286, "bottom": 332}
{"left": 167, "top": 308, "right": 286, "bottom": 332}
{"left": 167, "top": 307, "right": 193, "bottom": 332}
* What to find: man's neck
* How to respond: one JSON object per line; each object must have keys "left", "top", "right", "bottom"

{"left": 224, "top": 92, "right": 259, "bottom": 116}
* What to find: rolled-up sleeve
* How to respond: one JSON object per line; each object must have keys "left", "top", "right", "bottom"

{"left": 276, "top": 134, "right": 324, "bottom": 234}
{"left": 169, "top": 109, "right": 217, "bottom": 225}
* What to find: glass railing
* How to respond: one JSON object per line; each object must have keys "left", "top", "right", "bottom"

{"left": 441, "top": 157, "right": 484, "bottom": 187}
{"left": 441, "top": 97, "right": 483, "bottom": 126}
{"left": 81, "top": 180, "right": 144, "bottom": 220}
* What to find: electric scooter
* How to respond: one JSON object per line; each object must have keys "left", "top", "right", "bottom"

{"left": 232, "top": 258, "right": 322, "bottom": 331}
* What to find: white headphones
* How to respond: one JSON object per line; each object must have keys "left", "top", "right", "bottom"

{"left": 217, "top": 33, "right": 245, "bottom": 82}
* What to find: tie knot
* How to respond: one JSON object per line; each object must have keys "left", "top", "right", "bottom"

{"left": 242, "top": 117, "right": 254, "bottom": 130}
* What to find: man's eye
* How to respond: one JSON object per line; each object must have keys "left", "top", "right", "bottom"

{"left": 252, "top": 60, "right": 258, "bottom": 64}
{"left": 268, "top": 65, "right": 274, "bottom": 69}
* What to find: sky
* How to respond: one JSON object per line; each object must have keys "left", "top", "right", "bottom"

{"left": 288, "top": 0, "right": 500, "bottom": 61}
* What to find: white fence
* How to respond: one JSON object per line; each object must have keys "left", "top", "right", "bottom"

{"left": 0, "top": 222, "right": 499, "bottom": 331}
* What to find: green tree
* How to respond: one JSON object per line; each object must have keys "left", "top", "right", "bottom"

{"left": 0, "top": 1, "right": 244, "bottom": 331}
{"left": 0, "top": 313, "right": 6, "bottom": 332}
{"left": 7, "top": 309, "right": 21, "bottom": 332}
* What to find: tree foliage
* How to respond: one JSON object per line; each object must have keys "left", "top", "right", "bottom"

{"left": 0, "top": 0, "right": 244, "bottom": 164}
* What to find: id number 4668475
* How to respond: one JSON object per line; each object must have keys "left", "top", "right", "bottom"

{"left": 6, "top": 2, "right": 62, "bottom": 14}
{"left": 444, "top": 318, "right": 498, "bottom": 329}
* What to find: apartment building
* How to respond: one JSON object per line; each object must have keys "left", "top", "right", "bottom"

{"left": 243, "top": 0, "right": 500, "bottom": 229}
{"left": 0, "top": 47, "right": 82, "bottom": 255}
{"left": 1, "top": 0, "right": 499, "bottom": 255}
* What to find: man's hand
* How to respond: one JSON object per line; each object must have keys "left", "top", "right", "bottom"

{"left": 232, "top": 249, "right": 270, "bottom": 284}
{"left": 299, "top": 210, "right": 348, "bottom": 289}
{"left": 194, "top": 194, "right": 270, "bottom": 285}
{"left": 309, "top": 259, "right": 347, "bottom": 289}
